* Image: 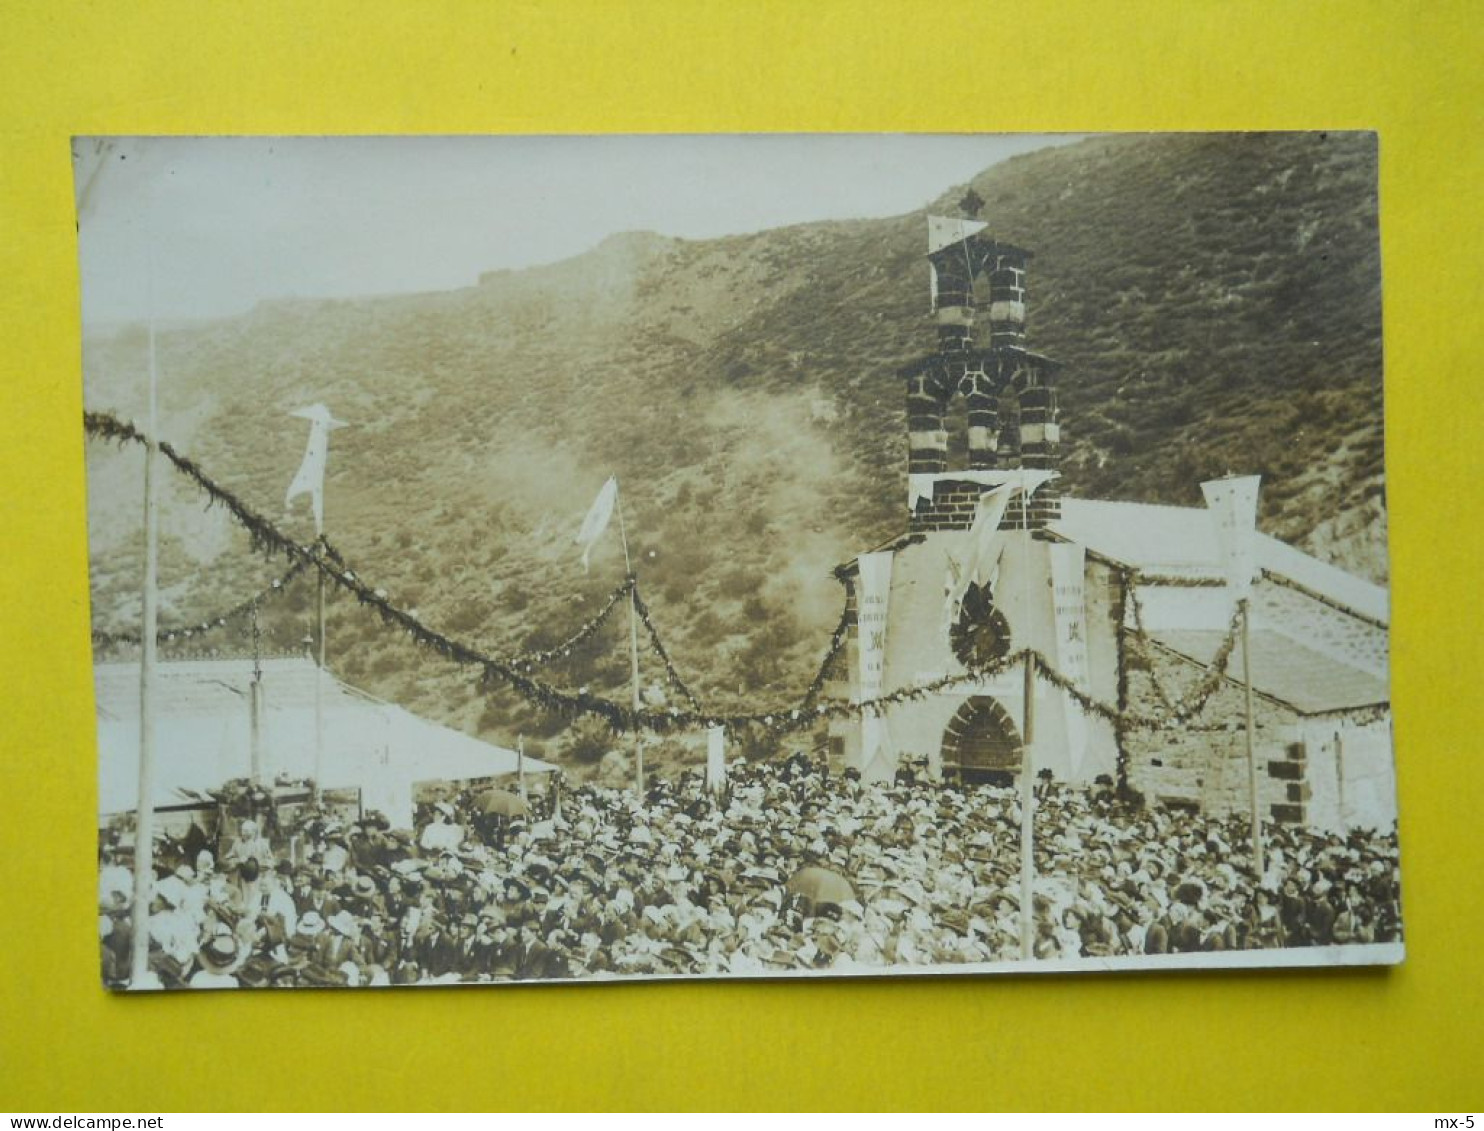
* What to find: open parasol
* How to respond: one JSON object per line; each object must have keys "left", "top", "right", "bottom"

{"left": 476, "top": 789, "right": 530, "bottom": 819}
{"left": 785, "top": 866, "right": 855, "bottom": 910}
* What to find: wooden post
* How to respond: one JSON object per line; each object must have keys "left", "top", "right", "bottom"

{"left": 616, "top": 487, "right": 643, "bottom": 795}
{"left": 313, "top": 557, "right": 326, "bottom": 802}
{"left": 1241, "top": 598, "right": 1265, "bottom": 878}
{"left": 129, "top": 314, "right": 161, "bottom": 989}
{"left": 1334, "top": 729, "right": 1347, "bottom": 830}
{"left": 1019, "top": 650, "right": 1037, "bottom": 961}
{"left": 249, "top": 604, "right": 263, "bottom": 785}
{"left": 517, "top": 733, "right": 527, "bottom": 800}
{"left": 249, "top": 679, "right": 263, "bottom": 785}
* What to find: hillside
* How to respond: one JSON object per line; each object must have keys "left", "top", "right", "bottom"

{"left": 82, "top": 132, "right": 1386, "bottom": 763}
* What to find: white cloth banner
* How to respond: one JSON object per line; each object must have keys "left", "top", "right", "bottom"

{"left": 285, "top": 404, "right": 346, "bottom": 535}
{"left": 942, "top": 483, "right": 1015, "bottom": 631}
{"left": 705, "top": 726, "right": 727, "bottom": 792}
{"left": 1201, "top": 475, "right": 1262, "bottom": 601}
{"left": 939, "top": 470, "right": 1058, "bottom": 637}
{"left": 1048, "top": 541, "right": 1090, "bottom": 778}
{"left": 856, "top": 551, "right": 894, "bottom": 783}
{"left": 908, "top": 467, "right": 1057, "bottom": 514}
{"left": 576, "top": 476, "right": 618, "bottom": 572}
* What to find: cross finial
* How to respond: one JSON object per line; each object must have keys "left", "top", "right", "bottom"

{"left": 958, "top": 187, "right": 985, "bottom": 218}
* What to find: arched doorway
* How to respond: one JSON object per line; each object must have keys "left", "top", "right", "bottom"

{"left": 942, "top": 696, "right": 1024, "bottom": 786}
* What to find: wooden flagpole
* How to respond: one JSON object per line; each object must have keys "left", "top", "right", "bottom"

{"left": 1016, "top": 470, "right": 1040, "bottom": 962}
{"left": 1019, "top": 647, "right": 1037, "bottom": 961}
{"left": 1241, "top": 597, "right": 1265, "bottom": 878}
{"left": 249, "top": 603, "right": 263, "bottom": 785}
{"left": 129, "top": 301, "right": 161, "bottom": 988}
{"left": 615, "top": 485, "right": 643, "bottom": 795}
{"left": 314, "top": 535, "right": 325, "bottom": 803}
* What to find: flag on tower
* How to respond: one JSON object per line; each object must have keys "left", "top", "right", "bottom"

{"left": 927, "top": 214, "right": 988, "bottom": 255}
{"left": 285, "top": 404, "right": 346, "bottom": 535}
{"left": 576, "top": 476, "right": 619, "bottom": 572}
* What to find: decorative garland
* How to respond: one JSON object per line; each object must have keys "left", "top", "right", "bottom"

{"left": 90, "top": 557, "right": 310, "bottom": 647}
{"left": 797, "top": 600, "right": 852, "bottom": 710}
{"left": 1260, "top": 568, "right": 1389, "bottom": 629}
{"left": 508, "top": 577, "right": 635, "bottom": 673}
{"left": 1112, "top": 568, "right": 1132, "bottom": 794}
{"left": 1126, "top": 573, "right": 1227, "bottom": 588}
{"left": 1123, "top": 575, "right": 1244, "bottom": 724}
{"left": 1300, "top": 700, "right": 1391, "bottom": 727}
{"left": 631, "top": 585, "right": 704, "bottom": 712}
{"left": 84, "top": 411, "right": 1392, "bottom": 739}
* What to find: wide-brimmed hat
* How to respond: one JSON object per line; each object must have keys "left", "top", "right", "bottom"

{"left": 198, "top": 933, "right": 240, "bottom": 975}
{"left": 153, "top": 875, "right": 188, "bottom": 908}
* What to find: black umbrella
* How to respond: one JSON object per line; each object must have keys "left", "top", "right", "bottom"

{"left": 477, "top": 789, "right": 530, "bottom": 819}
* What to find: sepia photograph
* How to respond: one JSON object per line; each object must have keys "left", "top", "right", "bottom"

{"left": 78, "top": 132, "right": 1399, "bottom": 992}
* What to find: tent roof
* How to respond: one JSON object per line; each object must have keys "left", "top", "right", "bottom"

{"left": 95, "top": 658, "right": 555, "bottom": 822}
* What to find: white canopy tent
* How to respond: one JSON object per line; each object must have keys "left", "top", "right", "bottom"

{"left": 96, "top": 657, "right": 556, "bottom": 828}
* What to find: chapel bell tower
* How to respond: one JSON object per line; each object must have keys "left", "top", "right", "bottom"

{"left": 901, "top": 201, "right": 1063, "bottom": 533}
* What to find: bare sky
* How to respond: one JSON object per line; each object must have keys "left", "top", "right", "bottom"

{"left": 75, "top": 134, "right": 1082, "bottom": 326}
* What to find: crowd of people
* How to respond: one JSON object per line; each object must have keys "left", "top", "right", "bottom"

{"left": 97, "top": 756, "right": 1403, "bottom": 989}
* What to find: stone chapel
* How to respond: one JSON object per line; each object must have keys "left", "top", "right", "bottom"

{"left": 828, "top": 215, "right": 1394, "bottom": 833}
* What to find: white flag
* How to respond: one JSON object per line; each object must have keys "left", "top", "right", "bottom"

{"left": 927, "top": 214, "right": 988, "bottom": 255}
{"left": 576, "top": 476, "right": 618, "bottom": 572}
{"left": 285, "top": 404, "right": 346, "bottom": 535}
{"left": 1201, "top": 475, "right": 1262, "bottom": 601}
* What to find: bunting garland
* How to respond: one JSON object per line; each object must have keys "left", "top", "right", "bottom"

{"left": 508, "top": 577, "right": 635, "bottom": 673}
{"left": 1123, "top": 574, "right": 1244, "bottom": 724}
{"left": 798, "top": 600, "right": 852, "bottom": 710}
{"left": 90, "top": 557, "right": 310, "bottom": 647}
{"left": 1260, "top": 569, "right": 1389, "bottom": 629}
{"left": 1111, "top": 572, "right": 1133, "bottom": 794}
{"left": 83, "top": 410, "right": 1391, "bottom": 739}
{"left": 631, "top": 586, "right": 703, "bottom": 712}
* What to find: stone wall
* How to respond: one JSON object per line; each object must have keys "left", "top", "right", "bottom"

{"left": 1123, "top": 645, "right": 1305, "bottom": 822}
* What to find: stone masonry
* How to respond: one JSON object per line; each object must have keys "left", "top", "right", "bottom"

{"left": 904, "top": 227, "right": 1063, "bottom": 535}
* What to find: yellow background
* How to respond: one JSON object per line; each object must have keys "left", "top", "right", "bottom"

{"left": 2, "top": 0, "right": 1479, "bottom": 1112}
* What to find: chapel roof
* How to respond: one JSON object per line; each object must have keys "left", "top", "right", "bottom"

{"left": 1148, "top": 628, "right": 1390, "bottom": 715}
{"left": 1049, "top": 498, "right": 1388, "bottom": 626}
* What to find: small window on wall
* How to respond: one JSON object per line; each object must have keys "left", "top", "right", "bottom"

{"left": 1159, "top": 796, "right": 1201, "bottom": 815}
{"left": 943, "top": 393, "right": 969, "bottom": 472}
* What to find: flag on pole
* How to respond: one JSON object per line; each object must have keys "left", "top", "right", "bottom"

{"left": 576, "top": 476, "right": 618, "bottom": 572}
{"left": 286, "top": 404, "right": 346, "bottom": 535}
{"left": 1201, "top": 475, "right": 1263, "bottom": 601}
